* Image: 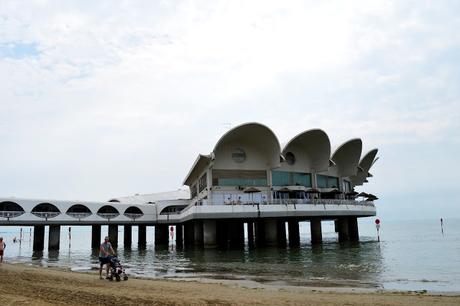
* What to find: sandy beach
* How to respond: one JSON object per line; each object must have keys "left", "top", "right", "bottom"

{"left": 0, "top": 263, "right": 458, "bottom": 306}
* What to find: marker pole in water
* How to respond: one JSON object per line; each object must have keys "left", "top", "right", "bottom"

{"left": 440, "top": 218, "right": 444, "bottom": 236}
{"left": 20, "top": 228, "right": 23, "bottom": 244}
{"left": 68, "top": 227, "right": 72, "bottom": 248}
{"left": 375, "top": 218, "right": 381, "bottom": 242}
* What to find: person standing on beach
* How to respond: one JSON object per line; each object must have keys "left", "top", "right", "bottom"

{"left": 0, "top": 237, "right": 6, "bottom": 263}
{"left": 99, "top": 236, "right": 115, "bottom": 279}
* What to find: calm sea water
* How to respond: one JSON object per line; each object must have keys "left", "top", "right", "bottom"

{"left": 1, "top": 218, "right": 459, "bottom": 292}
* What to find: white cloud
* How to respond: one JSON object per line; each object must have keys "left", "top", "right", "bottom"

{"left": 0, "top": 1, "right": 459, "bottom": 219}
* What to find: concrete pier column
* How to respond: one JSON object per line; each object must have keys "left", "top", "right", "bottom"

{"left": 176, "top": 224, "right": 183, "bottom": 247}
{"left": 193, "top": 220, "right": 204, "bottom": 246}
{"left": 108, "top": 225, "right": 118, "bottom": 248}
{"left": 288, "top": 220, "right": 300, "bottom": 247}
{"left": 184, "top": 221, "right": 195, "bottom": 247}
{"left": 33, "top": 225, "right": 45, "bottom": 251}
{"left": 264, "top": 219, "right": 278, "bottom": 246}
{"left": 228, "top": 220, "right": 244, "bottom": 247}
{"left": 216, "top": 220, "right": 229, "bottom": 247}
{"left": 348, "top": 217, "right": 359, "bottom": 242}
{"left": 124, "top": 225, "right": 132, "bottom": 247}
{"left": 48, "top": 225, "right": 61, "bottom": 250}
{"left": 91, "top": 225, "right": 101, "bottom": 249}
{"left": 138, "top": 225, "right": 147, "bottom": 247}
{"left": 255, "top": 220, "right": 265, "bottom": 246}
{"left": 155, "top": 225, "right": 169, "bottom": 246}
{"left": 310, "top": 218, "right": 323, "bottom": 244}
{"left": 337, "top": 218, "right": 350, "bottom": 242}
{"left": 247, "top": 221, "right": 255, "bottom": 246}
{"left": 277, "top": 219, "right": 287, "bottom": 246}
{"left": 203, "top": 220, "right": 217, "bottom": 248}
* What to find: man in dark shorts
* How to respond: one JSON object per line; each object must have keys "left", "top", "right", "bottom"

{"left": 99, "top": 236, "right": 115, "bottom": 279}
{"left": 0, "top": 237, "right": 5, "bottom": 263}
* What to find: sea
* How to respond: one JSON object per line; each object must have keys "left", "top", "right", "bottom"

{"left": 1, "top": 218, "right": 459, "bottom": 292}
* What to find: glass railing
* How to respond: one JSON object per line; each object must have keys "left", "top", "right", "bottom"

{"left": 0, "top": 211, "right": 25, "bottom": 218}
{"left": 31, "top": 212, "right": 61, "bottom": 219}
{"left": 66, "top": 212, "right": 92, "bottom": 219}
{"left": 192, "top": 199, "right": 375, "bottom": 206}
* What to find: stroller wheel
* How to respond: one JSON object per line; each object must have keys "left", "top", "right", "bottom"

{"left": 115, "top": 274, "right": 121, "bottom": 282}
{"left": 123, "top": 276, "right": 128, "bottom": 281}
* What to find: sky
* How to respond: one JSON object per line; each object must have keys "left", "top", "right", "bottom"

{"left": 0, "top": 0, "right": 459, "bottom": 221}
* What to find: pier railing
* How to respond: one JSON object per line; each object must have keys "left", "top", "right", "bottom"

{"left": 178, "top": 199, "right": 375, "bottom": 214}
{"left": 31, "top": 212, "right": 61, "bottom": 219}
{"left": 190, "top": 199, "right": 375, "bottom": 207}
{"left": 0, "top": 211, "right": 25, "bottom": 218}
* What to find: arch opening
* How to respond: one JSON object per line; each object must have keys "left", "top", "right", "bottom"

{"left": 66, "top": 204, "right": 92, "bottom": 219}
{"left": 0, "top": 201, "right": 25, "bottom": 219}
{"left": 31, "top": 203, "right": 61, "bottom": 219}
{"left": 124, "top": 206, "right": 144, "bottom": 219}
{"left": 97, "top": 205, "right": 120, "bottom": 219}
{"left": 159, "top": 205, "right": 187, "bottom": 215}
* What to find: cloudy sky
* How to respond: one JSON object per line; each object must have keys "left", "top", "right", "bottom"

{"left": 1, "top": 0, "right": 459, "bottom": 220}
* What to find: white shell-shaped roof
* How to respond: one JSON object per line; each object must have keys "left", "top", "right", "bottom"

{"left": 350, "top": 149, "right": 378, "bottom": 186}
{"left": 213, "top": 122, "right": 281, "bottom": 169}
{"left": 331, "top": 138, "right": 362, "bottom": 177}
{"left": 360, "top": 148, "right": 378, "bottom": 173}
{"left": 282, "top": 129, "right": 331, "bottom": 172}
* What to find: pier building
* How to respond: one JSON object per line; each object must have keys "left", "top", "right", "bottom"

{"left": 0, "top": 123, "right": 378, "bottom": 250}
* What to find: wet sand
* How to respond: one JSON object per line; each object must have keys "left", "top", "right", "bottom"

{"left": 1, "top": 263, "right": 459, "bottom": 306}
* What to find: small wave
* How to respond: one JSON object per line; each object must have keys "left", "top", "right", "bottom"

{"left": 392, "top": 278, "right": 444, "bottom": 284}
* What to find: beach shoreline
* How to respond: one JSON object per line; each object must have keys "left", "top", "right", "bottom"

{"left": 1, "top": 263, "right": 459, "bottom": 305}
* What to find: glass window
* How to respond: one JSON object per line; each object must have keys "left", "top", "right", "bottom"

{"left": 343, "top": 180, "right": 351, "bottom": 192}
{"left": 285, "top": 152, "right": 296, "bottom": 165}
{"left": 292, "top": 172, "right": 311, "bottom": 187}
{"left": 198, "top": 173, "right": 207, "bottom": 192}
{"left": 272, "top": 171, "right": 311, "bottom": 187}
{"left": 316, "top": 174, "right": 339, "bottom": 188}
{"left": 218, "top": 178, "right": 267, "bottom": 186}
{"left": 191, "top": 184, "right": 198, "bottom": 198}
{"left": 316, "top": 174, "right": 328, "bottom": 188}
{"left": 328, "top": 176, "right": 339, "bottom": 188}
{"left": 231, "top": 148, "right": 246, "bottom": 163}
{"left": 212, "top": 169, "right": 267, "bottom": 187}
{"left": 272, "top": 171, "right": 290, "bottom": 186}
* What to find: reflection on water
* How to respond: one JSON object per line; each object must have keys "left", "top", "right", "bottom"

{"left": 2, "top": 219, "right": 460, "bottom": 292}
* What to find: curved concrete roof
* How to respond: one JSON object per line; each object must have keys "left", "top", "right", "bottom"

{"left": 213, "top": 122, "right": 281, "bottom": 169}
{"left": 183, "top": 154, "right": 211, "bottom": 186}
{"left": 282, "top": 129, "right": 331, "bottom": 172}
{"left": 360, "top": 149, "right": 378, "bottom": 173}
{"left": 350, "top": 149, "right": 378, "bottom": 186}
{"left": 110, "top": 189, "right": 191, "bottom": 204}
{"left": 331, "top": 138, "right": 362, "bottom": 177}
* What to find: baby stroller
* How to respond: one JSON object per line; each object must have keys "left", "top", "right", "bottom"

{"left": 107, "top": 256, "right": 128, "bottom": 281}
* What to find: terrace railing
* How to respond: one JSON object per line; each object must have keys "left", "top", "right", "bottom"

{"left": 192, "top": 199, "right": 375, "bottom": 207}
